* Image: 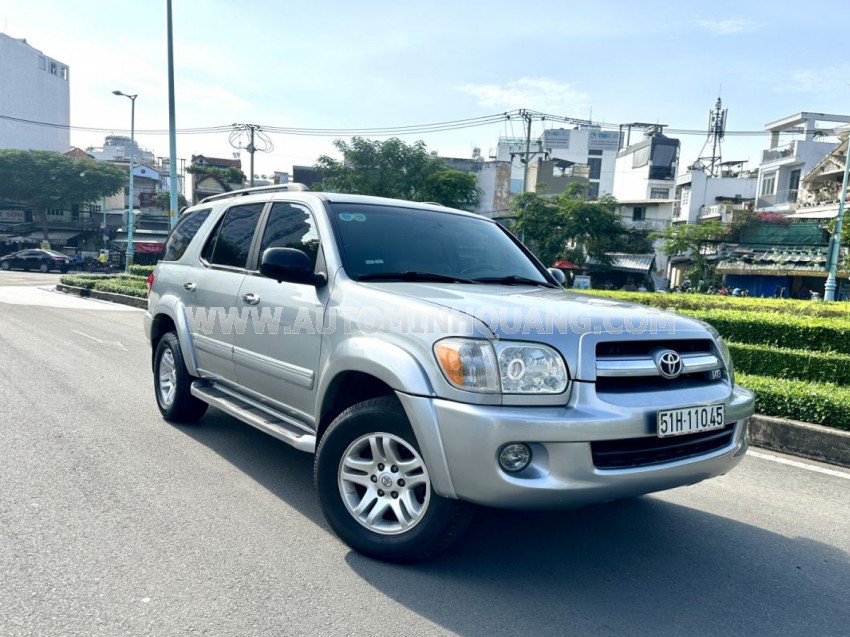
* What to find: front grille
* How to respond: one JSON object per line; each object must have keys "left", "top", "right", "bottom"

{"left": 591, "top": 424, "right": 735, "bottom": 469}
{"left": 594, "top": 339, "right": 723, "bottom": 393}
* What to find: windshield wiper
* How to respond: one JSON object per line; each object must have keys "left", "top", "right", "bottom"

{"left": 358, "top": 271, "right": 477, "bottom": 284}
{"left": 472, "top": 275, "right": 557, "bottom": 288}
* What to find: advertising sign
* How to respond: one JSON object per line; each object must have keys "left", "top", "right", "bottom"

{"left": 543, "top": 129, "right": 571, "bottom": 149}
{"left": 0, "top": 209, "right": 26, "bottom": 223}
{"left": 588, "top": 131, "right": 621, "bottom": 152}
{"left": 573, "top": 275, "right": 592, "bottom": 290}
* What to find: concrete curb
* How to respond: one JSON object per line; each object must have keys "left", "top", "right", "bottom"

{"left": 749, "top": 415, "right": 850, "bottom": 469}
{"left": 56, "top": 283, "right": 148, "bottom": 309}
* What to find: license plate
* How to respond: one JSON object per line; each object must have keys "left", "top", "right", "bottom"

{"left": 657, "top": 404, "right": 725, "bottom": 438}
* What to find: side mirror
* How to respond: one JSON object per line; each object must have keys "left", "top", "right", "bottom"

{"left": 260, "top": 248, "right": 327, "bottom": 287}
{"left": 547, "top": 267, "right": 566, "bottom": 286}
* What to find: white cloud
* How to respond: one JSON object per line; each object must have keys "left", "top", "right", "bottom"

{"left": 773, "top": 65, "right": 850, "bottom": 94}
{"left": 456, "top": 77, "right": 591, "bottom": 115}
{"left": 694, "top": 18, "right": 757, "bottom": 35}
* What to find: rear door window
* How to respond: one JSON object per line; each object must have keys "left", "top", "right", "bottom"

{"left": 201, "top": 203, "right": 264, "bottom": 269}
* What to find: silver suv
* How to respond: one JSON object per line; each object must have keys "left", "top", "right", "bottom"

{"left": 144, "top": 185, "right": 755, "bottom": 562}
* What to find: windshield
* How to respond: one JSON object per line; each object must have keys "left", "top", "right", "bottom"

{"left": 327, "top": 203, "right": 550, "bottom": 284}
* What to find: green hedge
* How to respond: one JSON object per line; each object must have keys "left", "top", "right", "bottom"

{"left": 738, "top": 373, "right": 850, "bottom": 431}
{"left": 128, "top": 265, "right": 155, "bottom": 277}
{"left": 60, "top": 273, "right": 148, "bottom": 298}
{"left": 679, "top": 309, "right": 850, "bottom": 354}
{"left": 730, "top": 342, "right": 850, "bottom": 386}
{"left": 573, "top": 289, "right": 850, "bottom": 318}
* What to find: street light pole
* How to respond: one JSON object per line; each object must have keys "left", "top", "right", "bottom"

{"left": 824, "top": 136, "right": 850, "bottom": 301}
{"left": 166, "top": 0, "right": 179, "bottom": 229}
{"left": 113, "top": 90, "right": 137, "bottom": 271}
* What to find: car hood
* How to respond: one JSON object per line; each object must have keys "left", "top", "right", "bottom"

{"left": 360, "top": 282, "right": 714, "bottom": 380}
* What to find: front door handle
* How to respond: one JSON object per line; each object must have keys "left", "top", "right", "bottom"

{"left": 183, "top": 282, "right": 196, "bottom": 292}
{"left": 242, "top": 293, "right": 260, "bottom": 305}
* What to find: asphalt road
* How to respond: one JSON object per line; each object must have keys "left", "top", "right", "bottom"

{"left": 1, "top": 271, "right": 848, "bottom": 637}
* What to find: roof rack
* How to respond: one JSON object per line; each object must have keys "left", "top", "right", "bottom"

{"left": 199, "top": 183, "right": 310, "bottom": 204}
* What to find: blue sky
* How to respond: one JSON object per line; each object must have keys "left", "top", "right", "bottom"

{"left": 2, "top": 0, "right": 849, "bottom": 178}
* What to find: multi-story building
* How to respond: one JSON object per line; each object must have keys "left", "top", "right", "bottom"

{"left": 673, "top": 162, "right": 757, "bottom": 225}
{"left": 755, "top": 112, "right": 850, "bottom": 213}
{"left": 442, "top": 152, "right": 512, "bottom": 218}
{"left": 0, "top": 33, "right": 70, "bottom": 152}
{"left": 493, "top": 125, "right": 620, "bottom": 199}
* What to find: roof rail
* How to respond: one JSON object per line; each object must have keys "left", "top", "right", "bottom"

{"left": 199, "top": 183, "right": 310, "bottom": 204}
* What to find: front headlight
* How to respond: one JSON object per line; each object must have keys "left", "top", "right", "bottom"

{"left": 434, "top": 338, "right": 568, "bottom": 394}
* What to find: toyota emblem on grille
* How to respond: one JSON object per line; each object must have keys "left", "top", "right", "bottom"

{"left": 654, "top": 349, "right": 683, "bottom": 379}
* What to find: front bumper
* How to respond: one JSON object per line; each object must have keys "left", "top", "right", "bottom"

{"left": 396, "top": 382, "right": 754, "bottom": 509}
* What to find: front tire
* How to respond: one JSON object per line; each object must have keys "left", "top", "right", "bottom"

{"left": 153, "top": 332, "right": 208, "bottom": 423}
{"left": 39, "top": 262, "right": 49, "bottom": 273}
{"left": 315, "top": 396, "right": 474, "bottom": 562}
{"left": 0, "top": 261, "right": 9, "bottom": 271}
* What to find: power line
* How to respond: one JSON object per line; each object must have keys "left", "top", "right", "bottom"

{"left": 1, "top": 111, "right": 841, "bottom": 140}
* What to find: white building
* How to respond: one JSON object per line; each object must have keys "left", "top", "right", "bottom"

{"left": 442, "top": 154, "right": 512, "bottom": 218}
{"left": 612, "top": 132, "right": 680, "bottom": 231}
{"left": 0, "top": 33, "right": 70, "bottom": 152}
{"left": 755, "top": 112, "right": 850, "bottom": 214}
{"left": 493, "top": 125, "right": 620, "bottom": 199}
{"left": 674, "top": 163, "right": 757, "bottom": 225}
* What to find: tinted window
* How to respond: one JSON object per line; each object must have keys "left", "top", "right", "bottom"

{"left": 162, "top": 208, "right": 211, "bottom": 261}
{"left": 328, "top": 203, "right": 547, "bottom": 282}
{"left": 259, "top": 203, "right": 320, "bottom": 269}
{"left": 202, "top": 203, "right": 264, "bottom": 268}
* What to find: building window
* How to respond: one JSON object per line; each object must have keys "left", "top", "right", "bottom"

{"left": 588, "top": 149, "right": 603, "bottom": 156}
{"left": 38, "top": 56, "right": 46, "bottom": 70}
{"left": 587, "top": 157, "right": 602, "bottom": 180}
{"left": 47, "top": 208, "right": 63, "bottom": 216}
{"left": 50, "top": 62, "right": 57, "bottom": 75}
{"left": 633, "top": 206, "right": 646, "bottom": 221}
{"left": 650, "top": 188, "right": 669, "bottom": 199}
{"left": 588, "top": 182, "right": 600, "bottom": 200}
{"left": 60, "top": 66, "right": 68, "bottom": 80}
{"left": 761, "top": 172, "right": 776, "bottom": 196}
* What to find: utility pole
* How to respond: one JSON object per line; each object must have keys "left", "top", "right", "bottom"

{"left": 824, "top": 137, "right": 850, "bottom": 301}
{"left": 521, "top": 109, "right": 533, "bottom": 193}
{"left": 230, "top": 124, "right": 270, "bottom": 187}
{"left": 248, "top": 124, "right": 256, "bottom": 187}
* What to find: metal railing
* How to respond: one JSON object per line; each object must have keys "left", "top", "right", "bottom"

{"left": 757, "top": 189, "right": 798, "bottom": 209}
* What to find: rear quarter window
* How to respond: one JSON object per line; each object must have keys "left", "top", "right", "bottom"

{"left": 161, "top": 208, "right": 211, "bottom": 261}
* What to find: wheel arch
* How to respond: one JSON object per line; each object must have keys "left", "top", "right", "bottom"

{"left": 149, "top": 301, "right": 200, "bottom": 376}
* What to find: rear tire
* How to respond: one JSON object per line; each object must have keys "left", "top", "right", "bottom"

{"left": 315, "top": 396, "right": 474, "bottom": 562}
{"left": 153, "top": 332, "right": 208, "bottom": 423}
{"left": 0, "top": 261, "right": 9, "bottom": 271}
{"left": 39, "top": 262, "right": 49, "bottom": 273}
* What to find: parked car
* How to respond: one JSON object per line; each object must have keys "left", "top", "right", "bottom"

{"left": 144, "top": 184, "right": 755, "bottom": 562}
{"left": 0, "top": 249, "right": 73, "bottom": 273}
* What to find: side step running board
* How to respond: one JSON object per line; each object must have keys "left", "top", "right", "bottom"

{"left": 191, "top": 382, "right": 316, "bottom": 453}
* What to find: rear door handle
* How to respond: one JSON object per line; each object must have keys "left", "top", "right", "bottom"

{"left": 242, "top": 293, "right": 260, "bottom": 305}
{"left": 183, "top": 282, "right": 196, "bottom": 292}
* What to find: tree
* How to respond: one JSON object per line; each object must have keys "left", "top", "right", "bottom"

{"left": 186, "top": 164, "right": 245, "bottom": 185}
{"left": 650, "top": 221, "right": 726, "bottom": 285}
{"left": 314, "top": 137, "right": 481, "bottom": 210}
{"left": 513, "top": 185, "right": 626, "bottom": 267}
{"left": 155, "top": 191, "right": 188, "bottom": 212}
{"left": 0, "top": 150, "right": 126, "bottom": 243}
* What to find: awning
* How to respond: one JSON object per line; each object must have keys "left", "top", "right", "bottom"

{"left": 1, "top": 230, "right": 82, "bottom": 244}
{"left": 114, "top": 232, "right": 168, "bottom": 253}
{"left": 586, "top": 253, "right": 655, "bottom": 274}
{"left": 553, "top": 259, "right": 580, "bottom": 269}
{"left": 716, "top": 249, "right": 849, "bottom": 278}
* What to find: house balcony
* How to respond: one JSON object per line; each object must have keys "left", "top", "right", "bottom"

{"left": 756, "top": 189, "right": 798, "bottom": 212}
{"left": 699, "top": 204, "right": 727, "bottom": 221}
{"left": 761, "top": 142, "right": 798, "bottom": 164}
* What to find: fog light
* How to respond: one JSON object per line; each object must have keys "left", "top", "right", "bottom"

{"left": 498, "top": 443, "right": 532, "bottom": 473}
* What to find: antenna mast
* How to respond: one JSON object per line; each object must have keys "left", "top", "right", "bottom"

{"left": 696, "top": 97, "right": 727, "bottom": 177}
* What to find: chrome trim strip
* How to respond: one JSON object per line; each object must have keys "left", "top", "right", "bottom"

{"left": 596, "top": 352, "right": 721, "bottom": 378}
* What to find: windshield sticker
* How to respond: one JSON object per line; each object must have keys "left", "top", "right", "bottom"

{"left": 365, "top": 259, "right": 384, "bottom": 265}
{"left": 353, "top": 213, "right": 367, "bottom": 222}
{"left": 339, "top": 212, "right": 354, "bottom": 221}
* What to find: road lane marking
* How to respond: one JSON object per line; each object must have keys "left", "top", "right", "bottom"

{"left": 748, "top": 450, "right": 850, "bottom": 480}
{"left": 71, "top": 329, "right": 128, "bottom": 351}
